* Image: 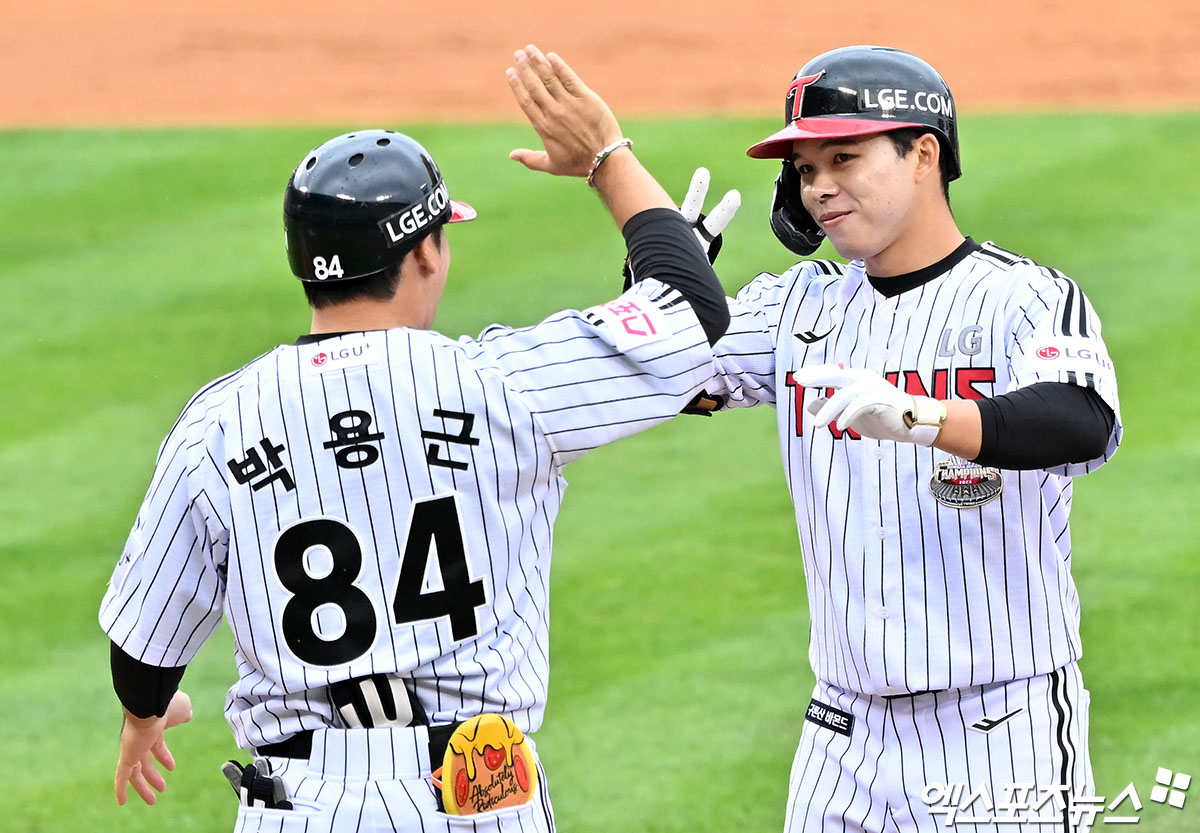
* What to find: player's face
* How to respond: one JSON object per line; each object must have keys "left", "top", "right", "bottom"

{"left": 790, "top": 134, "right": 921, "bottom": 265}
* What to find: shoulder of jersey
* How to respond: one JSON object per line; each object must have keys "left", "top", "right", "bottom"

{"left": 971, "top": 241, "right": 1080, "bottom": 292}
{"left": 737, "top": 258, "right": 846, "bottom": 298}
{"left": 165, "top": 347, "right": 284, "bottom": 433}
{"left": 783, "top": 258, "right": 847, "bottom": 287}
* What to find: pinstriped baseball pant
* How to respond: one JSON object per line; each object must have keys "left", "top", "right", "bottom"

{"left": 785, "top": 664, "right": 1093, "bottom": 832}
{"left": 232, "top": 726, "right": 556, "bottom": 833}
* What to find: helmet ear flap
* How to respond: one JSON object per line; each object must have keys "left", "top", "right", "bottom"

{"left": 770, "top": 162, "right": 825, "bottom": 256}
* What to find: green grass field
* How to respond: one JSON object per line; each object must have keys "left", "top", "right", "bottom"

{"left": 2, "top": 112, "right": 1197, "bottom": 832}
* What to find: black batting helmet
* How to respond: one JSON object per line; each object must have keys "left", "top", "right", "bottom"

{"left": 747, "top": 45, "right": 960, "bottom": 256}
{"left": 284, "top": 130, "right": 475, "bottom": 283}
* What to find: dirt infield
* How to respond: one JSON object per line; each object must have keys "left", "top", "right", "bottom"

{"left": 2, "top": 0, "right": 1196, "bottom": 127}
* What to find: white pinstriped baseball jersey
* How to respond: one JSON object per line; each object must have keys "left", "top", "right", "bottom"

{"left": 100, "top": 277, "right": 715, "bottom": 751}
{"left": 710, "top": 240, "right": 1122, "bottom": 696}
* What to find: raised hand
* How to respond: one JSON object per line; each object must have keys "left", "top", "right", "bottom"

{"left": 506, "top": 45, "right": 622, "bottom": 178}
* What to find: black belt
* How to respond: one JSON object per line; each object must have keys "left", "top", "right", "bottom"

{"left": 255, "top": 722, "right": 459, "bottom": 766}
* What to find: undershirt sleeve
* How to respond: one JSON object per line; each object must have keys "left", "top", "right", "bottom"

{"left": 973, "top": 381, "right": 1115, "bottom": 470}
{"left": 622, "top": 208, "right": 729, "bottom": 345}
{"left": 111, "top": 641, "right": 186, "bottom": 719}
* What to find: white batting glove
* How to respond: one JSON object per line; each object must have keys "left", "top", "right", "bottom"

{"left": 678, "top": 167, "right": 740, "bottom": 263}
{"left": 793, "top": 365, "right": 946, "bottom": 447}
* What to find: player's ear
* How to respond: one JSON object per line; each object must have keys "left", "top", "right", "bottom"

{"left": 407, "top": 231, "right": 445, "bottom": 279}
{"left": 912, "top": 133, "right": 942, "bottom": 184}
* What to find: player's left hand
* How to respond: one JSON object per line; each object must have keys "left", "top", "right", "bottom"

{"left": 114, "top": 690, "right": 193, "bottom": 806}
{"left": 795, "top": 365, "right": 945, "bottom": 447}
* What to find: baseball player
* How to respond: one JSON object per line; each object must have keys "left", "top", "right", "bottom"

{"left": 704, "top": 46, "right": 1122, "bottom": 831}
{"left": 100, "top": 44, "right": 737, "bottom": 831}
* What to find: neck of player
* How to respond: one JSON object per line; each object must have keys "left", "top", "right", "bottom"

{"left": 310, "top": 233, "right": 449, "bottom": 335}
{"left": 866, "top": 189, "right": 965, "bottom": 278}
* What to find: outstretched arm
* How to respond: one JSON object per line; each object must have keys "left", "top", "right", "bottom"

{"left": 505, "top": 44, "right": 731, "bottom": 347}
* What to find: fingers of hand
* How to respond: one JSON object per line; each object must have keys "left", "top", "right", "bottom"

{"left": 704, "top": 189, "right": 741, "bottom": 235}
{"left": 142, "top": 753, "right": 168, "bottom": 792}
{"left": 810, "top": 392, "right": 848, "bottom": 427}
{"left": 837, "top": 388, "right": 890, "bottom": 430}
{"left": 680, "top": 168, "right": 711, "bottom": 222}
{"left": 117, "top": 760, "right": 163, "bottom": 806}
{"left": 792, "top": 364, "right": 863, "bottom": 390}
{"left": 509, "top": 45, "right": 558, "bottom": 112}
{"left": 522, "top": 45, "right": 564, "bottom": 98}
{"left": 505, "top": 62, "right": 543, "bottom": 123}
{"left": 152, "top": 738, "right": 177, "bottom": 771}
{"left": 808, "top": 378, "right": 876, "bottom": 428}
{"left": 131, "top": 773, "right": 158, "bottom": 805}
{"left": 546, "top": 51, "right": 584, "bottom": 96}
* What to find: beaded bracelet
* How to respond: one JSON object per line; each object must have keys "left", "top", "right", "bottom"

{"left": 585, "top": 138, "right": 633, "bottom": 187}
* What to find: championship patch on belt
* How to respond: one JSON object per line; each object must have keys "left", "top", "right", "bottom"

{"left": 930, "top": 456, "right": 1003, "bottom": 508}
{"left": 435, "top": 714, "right": 537, "bottom": 815}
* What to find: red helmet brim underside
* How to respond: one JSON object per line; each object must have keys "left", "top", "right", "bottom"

{"left": 747, "top": 117, "right": 926, "bottom": 159}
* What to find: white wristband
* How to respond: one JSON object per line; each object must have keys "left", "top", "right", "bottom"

{"left": 902, "top": 396, "right": 947, "bottom": 447}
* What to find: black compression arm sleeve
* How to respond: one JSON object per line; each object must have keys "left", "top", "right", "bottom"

{"left": 974, "top": 382, "right": 1115, "bottom": 470}
{"left": 622, "top": 207, "right": 730, "bottom": 345}
{"left": 110, "top": 641, "right": 186, "bottom": 719}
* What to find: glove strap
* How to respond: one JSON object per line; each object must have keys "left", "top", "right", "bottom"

{"left": 903, "top": 397, "right": 947, "bottom": 447}
{"left": 586, "top": 138, "right": 633, "bottom": 187}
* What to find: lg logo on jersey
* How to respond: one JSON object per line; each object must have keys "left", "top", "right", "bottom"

{"left": 305, "top": 341, "right": 377, "bottom": 372}
{"left": 1035, "top": 343, "right": 1114, "bottom": 370}
{"left": 311, "top": 345, "right": 368, "bottom": 368}
{"left": 938, "top": 326, "right": 983, "bottom": 357}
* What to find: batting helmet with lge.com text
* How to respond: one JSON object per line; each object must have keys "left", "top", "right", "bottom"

{"left": 749, "top": 45, "right": 960, "bottom": 255}
{"left": 283, "top": 130, "right": 476, "bottom": 283}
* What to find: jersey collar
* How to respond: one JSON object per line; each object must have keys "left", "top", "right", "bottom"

{"left": 866, "top": 237, "right": 979, "bottom": 298}
{"left": 295, "top": 331, "right": 366, "bottom": 345}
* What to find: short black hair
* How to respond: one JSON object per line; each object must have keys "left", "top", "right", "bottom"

{"left": 885, "top": 127, "right": 953, "bottom": 201}
{"left": 302, "top": 226, "right": 444, "bottom": 310}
